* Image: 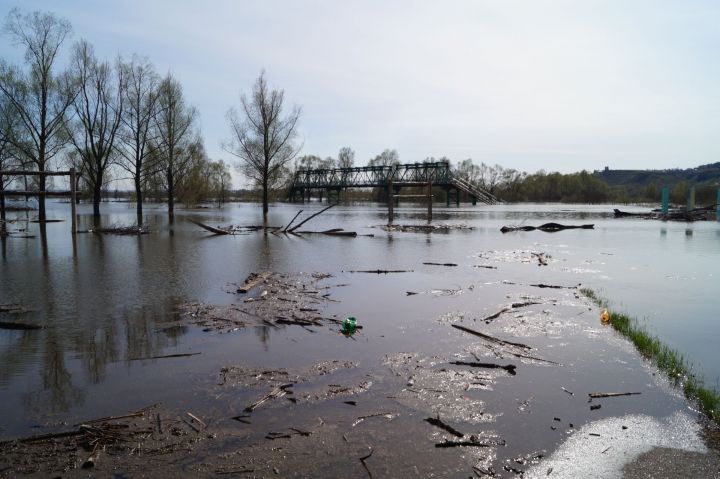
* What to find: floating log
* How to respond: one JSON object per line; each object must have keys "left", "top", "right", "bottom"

{"left": 127, "top": 352, "right": 201, "bottom": 361}
{"left": 449, "top": 361, "right": 517, "bottom": 375}
{"left": 435, "top": 438, "right": 505, "bottom": 448}
{"left": 501, "top": 223, "right": 594, "bottom": 233}
{"left": 347, "top": 269, "right": 413, "bottom": 274}
{"left": 0, "top": 321, "right": 43, "bottom": 330}
{"left": 283, "top": 209, "right": 304, "bottom": 232}
{"left": 423, "top": 262, "right": 458, "bottom": 267}
{"left": 588, "top": 392, "right": 641, "bottom": 399}
{"left": 189, "top": 219, "right": 231, "bottom": 235}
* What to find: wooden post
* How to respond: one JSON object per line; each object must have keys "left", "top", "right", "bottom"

{"left": 70, "top": 168, "right": 77, "bottom": 235}
{"left": 427, "top": 181, "right": 432, "bottom": 223}
{"left": 388, "top": 179, "right": 394, "bottom": 225}
{"left": 687, "top": 186, "right": 695, "bottom": 211}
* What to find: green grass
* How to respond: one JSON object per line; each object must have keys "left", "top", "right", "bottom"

{"left": 581, "top": 288, "right": 720, "bottom": 423}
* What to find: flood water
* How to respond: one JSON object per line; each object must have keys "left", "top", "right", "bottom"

{"left": 1, "top": 200, "right": 718, "bottom": 475}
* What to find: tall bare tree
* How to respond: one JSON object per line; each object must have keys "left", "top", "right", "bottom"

{"left": 0, "top": 8, "right": 74, "bottom": 221}
{"left": 117, "top": 55, "right": 160, "bottom": 224}
{"left": 337, "top": 146, "right": 355, "bottom": 169}
{"left": 224, "top": 71, "right": 301, "bottom": 219}
{"left": 154, "top": 73, "right": 197, "bottom": 216}
{"left": 67, "top": 40, "right": 124, "bottom": 218}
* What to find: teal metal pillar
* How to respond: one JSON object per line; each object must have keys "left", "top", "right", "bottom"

{"left": 716, "top": 188, "right": 720, "bottom": 222}
{"left": 661, "top": 187, "right": 669, "bottom": 214}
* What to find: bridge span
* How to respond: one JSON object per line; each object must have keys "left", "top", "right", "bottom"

{"left": 288, "top": 161, "right": 499, "bottom": 205}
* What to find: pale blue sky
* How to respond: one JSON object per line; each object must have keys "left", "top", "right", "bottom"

{"left": 2, "top": 0, "right": 720, "bottom": 181}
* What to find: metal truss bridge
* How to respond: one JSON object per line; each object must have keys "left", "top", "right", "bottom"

{"left": 288, "top": 161, "right": 499, "bottom": 205}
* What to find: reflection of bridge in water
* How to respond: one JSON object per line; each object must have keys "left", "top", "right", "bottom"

{"left": 288, "top": 161, "right": 499, "bottom": 205}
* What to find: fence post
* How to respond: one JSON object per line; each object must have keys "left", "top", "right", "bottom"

{"left": 70, "top": 168, "right": 77, "bottom": 235}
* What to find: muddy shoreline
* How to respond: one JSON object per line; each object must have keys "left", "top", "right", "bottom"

{"left": 1, "top": 268, "right": 718, "bottom": 478}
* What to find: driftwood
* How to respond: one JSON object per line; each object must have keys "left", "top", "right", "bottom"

{"left": 451, "top": 324, "right": 532, "bottom": 350}
{"left": 449, "top": 361, "right": 517, "bottom": 375}
{"left": 423, "top": 262, "right": 458, "bottom": 267}
{"left": 588, "top": 392, "right": 641, "bottom": 399}
{"left": 0, "top": 304, "right": 26, "bottom": 313}
{"left": 435, "top": 438, "right": 505, "bottom": 448}
{"left": 190, "top": 219, "right": 231, "bottom": 235}
{"left": 283, "top": 209, "right": 303, "bottom": 232}
{"left": 476, "top": 301, "right": 541, "bottom": 323}
{"left": 0, "top": 321, "right": 43, "bottom": 330}
{"left": 289, "top": 204, "right": 336, "bottom": 232}
{"left": 92, "top": 225, "right": 148, "bottom": 235}
{"left": 359, "top": 448, "right": 374, "bottom": 479}
{"left": 347, "top": 269, "right": 413, "bottom": 274}
{"left": 501, "top": 223, "right": 594, "bottom": 233}
{"left": 424, "top": 416, "right": 464, "bottom": 438}
{"left": 237, "top": 272, "right": 272, "bottom": 293}
{"left": 296, "top": 229, "right": 358, "bottom": 237}
{"left": 244, "top": 383, "right": 294, "bottom": 412}
{"left": 128, "top": 352, "right": 201, "bottom": 361}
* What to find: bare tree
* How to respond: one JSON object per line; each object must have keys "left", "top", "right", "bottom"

{"left": 154, "top": 73, "right": 197, "bottom": 216}
{"left": 117, "top": 55, "right": 160, "bottom": 224}
{"left": 368, "top": 149, "right": 399, "bottom": 167}
{"left": 224, "top": 71, "right": 301, "bottom": 219}
{"left": 337, "top": 146, "right": 355, "bottom": 169}
{"left": 0, "top": 96, "right": 21, "bottom": 224}
{"left": 67, "top": 40, "right": 124, "bottom": 218}
{"left": 0, "top": 8, "right": 74, "bottom": 221}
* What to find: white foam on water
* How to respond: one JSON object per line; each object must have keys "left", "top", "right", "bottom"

{"left": 525, "top": 411, "right": 706, "bottom": 479}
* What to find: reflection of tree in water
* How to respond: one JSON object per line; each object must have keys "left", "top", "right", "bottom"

{"left": 255, "top": 325, "right": 270, "bottom": 351}
{"left": 122, "top": 298, "right": 185, "bottom": 362}
{"left": 24, "top": 328, "right": 85, "bottom": 414}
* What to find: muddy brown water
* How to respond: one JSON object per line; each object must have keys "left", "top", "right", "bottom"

{"left": 0, "top": 201, "right": 718, "bottom": 477}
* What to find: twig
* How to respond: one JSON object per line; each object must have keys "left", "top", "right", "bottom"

{"left": 359, "top": 448, "right": 374, "bottom": 479}
{"left": 244, "top": 384, "right": 294, "bottom": 412}
{"left": 187, "top": 412, "right": 206, "bottom": 428}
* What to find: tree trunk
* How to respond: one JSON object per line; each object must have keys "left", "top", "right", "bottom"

{"left": 262, "top": 177, "right": 269, "bottom": 219}
{"left": 135, "top": 176, "right": 143, "bottom": 226}
{"left": 38, "top": 172, "right": 46, "bottom": 222}
{"left": 167, "top": 168, "right": 174, "bottom": 216}
{"left": 92, "top": 180, "right": 102, "bottom": 218}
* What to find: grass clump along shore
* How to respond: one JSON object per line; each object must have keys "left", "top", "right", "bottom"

{"left": 581, "top": 288, "right": 719, "bottom": 423}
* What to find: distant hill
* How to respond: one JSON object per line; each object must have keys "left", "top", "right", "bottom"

{"left": 595, "top": 162, "right": 720, "bottom": 188}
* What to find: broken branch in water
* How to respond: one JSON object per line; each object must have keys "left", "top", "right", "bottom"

{"left": 127, "top": 352, "right": 201, "bottom": 361}
{"left": 0, "top": 321, "right": 43, "bottom": 330}
{"left": 588, "top": 392, "right": 641, "bottom": 399}
{"left": 347, "top": 269, "right": 413, "bottom": 274}
{"left": 450, "top": 361, "right": 517, "bottom": 375}
{"left": 244, "top": 384, "right": 294, "bottom": 412}
{"left": 435, "top": 437, "right": 506, "bottom": 448}
{"left": 189, "top": 219, "right": 231, "bottom": 235}
{"left": 289, "top": 204, "right": 336, "bottom": 232}
{"left": 359, "top": 448, "right": 374, "bottom": 479}
{"left": 424, "top": 416, "right": 464, "bottom": 438}
{"left": 283, "top": 209, "right": 303, "bottom": 232}
{"left": 451, "top": 324, "right": 532, "bottom": 350}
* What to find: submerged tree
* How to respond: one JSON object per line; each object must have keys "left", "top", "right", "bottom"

{"left": 154, "top": 73, "right": 197, "bottom": 216}
{"left": 224, "top": 71, "right": 301, "bottom": 219}
{"left": 0, "top": 8, "right": 75, "bottom": 221}
{"left": 67, "top": 40, "right": 124, "bottom": 218}
{"left": 117, "top": 55, "right": 160, "bottom": 224}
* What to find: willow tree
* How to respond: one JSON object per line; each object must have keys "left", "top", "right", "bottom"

{"left": 0, "top": 9, "right": 74, "bottom": 221}
{"left": 224, "top": 71, "right": 301, "bottom": 219}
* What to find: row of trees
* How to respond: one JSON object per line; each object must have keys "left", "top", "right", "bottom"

{"left": 0, "top": 8, "right": 231, "bottom": 224}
